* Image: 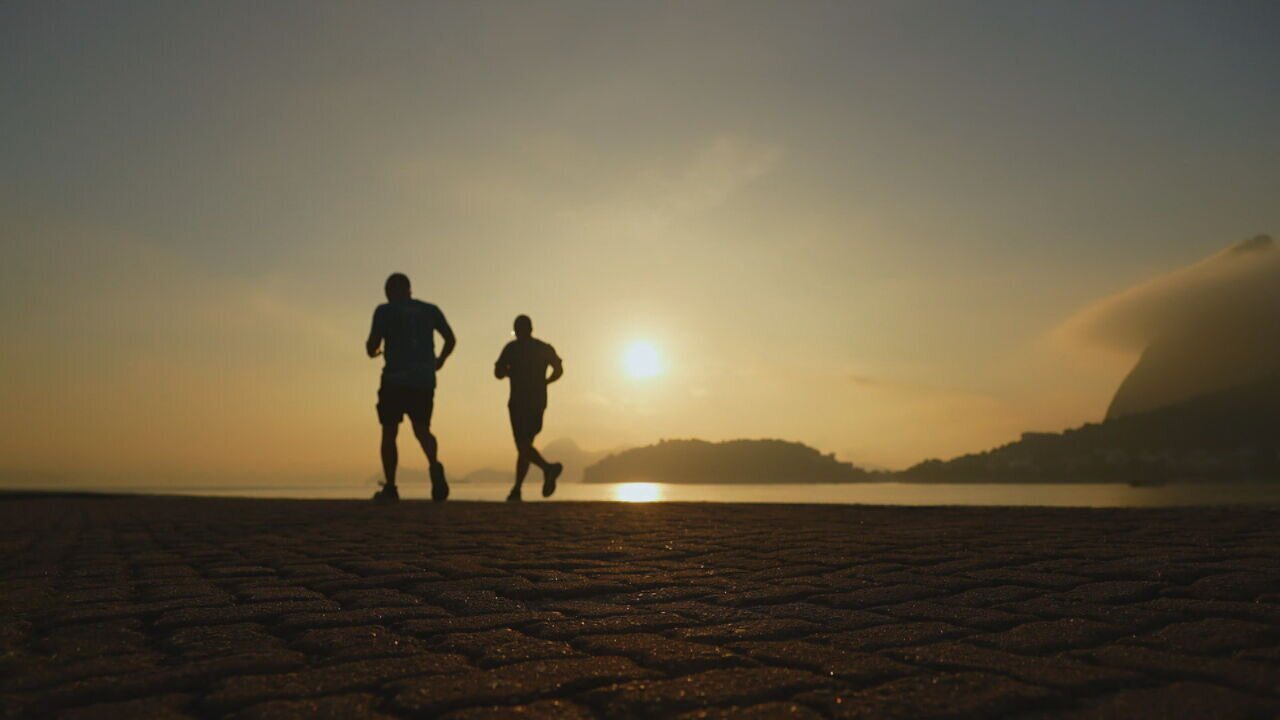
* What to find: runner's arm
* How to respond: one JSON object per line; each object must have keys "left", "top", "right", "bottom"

{"left": 494, "top": 345, "right": 510, "bottom": 379}
{"left": 546, "top": 354, "right": 564, "bottom": 385}
{"left": 366, "top": 308, "right": 384, "bottom": 357}
{"left": 436, "top": 313, "right": 456, "bottom": 370}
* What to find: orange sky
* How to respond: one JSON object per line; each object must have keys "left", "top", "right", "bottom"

{"left": 2, "top": 3, "right": 1279, "bottom": 487}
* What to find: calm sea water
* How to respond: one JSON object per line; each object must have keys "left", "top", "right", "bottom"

{"left": 35, "top": 481, "right": 1280, "bottom": 507}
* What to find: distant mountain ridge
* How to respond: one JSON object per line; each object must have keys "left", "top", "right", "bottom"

{"left": 581, "top": 374, "right": 1280, "bottom": 486}
{"left": 583, "top": 439, "right": 872, "bottom": 484}
{"left": 901, "top": 372, "right": 1280, "bottom": 483}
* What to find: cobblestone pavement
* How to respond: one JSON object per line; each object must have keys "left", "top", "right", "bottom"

{"left": 2, "top": 496, "right": 1279, "bottom": 719}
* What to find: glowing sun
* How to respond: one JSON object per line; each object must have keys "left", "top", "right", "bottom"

{"left": 623, "top": 341, "right": 663, "bottom": 379}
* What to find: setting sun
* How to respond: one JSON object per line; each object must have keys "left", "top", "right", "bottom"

{"left": 623, "top": 341, "right": 663, "bottom": 379}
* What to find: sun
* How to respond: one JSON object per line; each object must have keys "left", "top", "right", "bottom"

{"left": 623, "top": 341, "right": 663, "bottom": 379}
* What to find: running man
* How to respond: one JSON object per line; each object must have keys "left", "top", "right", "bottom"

{"left": 494, "top": 315, "right": 563, "bottom": 501}
{"left": 366, "top": 273, "right": 455, "bottom": 503}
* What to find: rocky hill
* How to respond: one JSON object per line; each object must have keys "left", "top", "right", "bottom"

{"left": 583, "top": 439, "right": 872, "bottom": 484}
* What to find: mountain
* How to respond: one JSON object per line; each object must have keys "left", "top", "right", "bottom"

{"left": 583, "top": 439, "right": 873, "bottom": 484}
{"left": 902, "top": 373, "right": 1280, "bottom": 483}
{"left": 1102, "top": 234, "right": 1280, "bottom": 420}
{"left": 1106, "top": 324, "right": 1280, "bottom": 420}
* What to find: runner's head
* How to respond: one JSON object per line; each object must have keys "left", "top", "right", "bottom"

{"left": 384, "top": 273, "right": 411, "bottom": 301}
{"left": 513, "top": 314, "right": 533, "bottom": 339}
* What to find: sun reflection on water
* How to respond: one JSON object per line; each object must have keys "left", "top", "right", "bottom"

{"left": 613, "top": 482, "right": 663, "bottom": 503}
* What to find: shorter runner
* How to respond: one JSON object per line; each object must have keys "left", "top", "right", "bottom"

{"left": 493, "top": 315, "right": 563, "bottom": 501}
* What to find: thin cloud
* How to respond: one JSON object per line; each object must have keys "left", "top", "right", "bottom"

{"left": 1056, "top": 234, "right": 1280, "bottom": 354}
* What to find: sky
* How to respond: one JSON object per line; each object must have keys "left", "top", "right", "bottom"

{"left": 2, "top": 2, "right": 1279, "bottom": 487}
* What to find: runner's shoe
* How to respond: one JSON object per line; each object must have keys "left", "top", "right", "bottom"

{"left": 542, "top": 463, "right": 563, "bottom": 498}
{"left": 506, "top": 487, "right": 522, "bottom": 502}
{"left": 372, "top": 484, "right": 400, "bottom": 504}
{"left": 430, "top": 463, "right": 449, "bottom": 502}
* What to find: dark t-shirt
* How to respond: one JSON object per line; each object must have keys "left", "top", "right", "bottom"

{"left": 370, "top": 299, "right": 447, "bottom": 389}
{"left": 496, "top": 338, "right": 560, "bottom": 408}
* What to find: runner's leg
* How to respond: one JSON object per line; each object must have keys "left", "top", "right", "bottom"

{"left": 381, "top": 424, "right": 398, "bottom": 487}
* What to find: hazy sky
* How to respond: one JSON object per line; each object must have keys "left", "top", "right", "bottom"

{"left": 3, "top": 2, "right": 1279, "bottom": 485}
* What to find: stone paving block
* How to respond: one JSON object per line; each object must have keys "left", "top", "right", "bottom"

{"left": 293, "top": 626, "right": 431, "bottom": 661}
{"left": 606, "top": 586, "right": 713, "bottom": 605}
{"left": 57, "top": 692, "right": 195, "bottom": 720}
{"left": 310, "top": 572, "right": 444, "bottom": 593}
{"left": 506, "top": 580, "right": 631, "bottom": 600}
{"left": 995, "top": 596, "right": 1183, "bottom": 630}
{"left": 720, "top": 585, "right": 825, "bottom": 607}
{"left": 225, "top": 693, "right": 396, "bottom": 720}
{"left": 939, "top": 584, "right": 1042, "bottom": 607}
{"left": 431, "top": 590, "right": 526, "bottom": 614}
{"left": 1083, "top": 644, "right": 1280, "bottom": 696}
{"left": 878, "top": 600, "right": 1032, "bottom": 630}
{"left": 440, "top": 698, "right": 595, "bottom": 719}
{"left": 432, "top": 629, "right": 580, "bottom": 667}
{"left": 1058, "top": 581, "right": 1164, "bottom": 604}
{"left": 205, "top": 652, "right": 469, "bottom": 711}
{"left": 816, "top": 621, "right": 969, "bottom": 651}
{"left": 730, "top": 641, "right": 915, "bottom": 684}
{"left": 646, "top": 601, "right": 761, "bottom": 624}
{"left": 140, "top": 583, "right": 229, "bottom": 602}
{"left": 237, "top": 586, "right": 326, "bottom": 603}
{"left": 47, "top": 598, "right": 230, "bottom": 627}
{"left": 206, "top": 566, "right": 277, "bottom": 579}
{"left": 393, "top": 656, "right": 652, "bottom": 715}
{"left": 975, "top": 618, "right": 1128, "bottom": 653}
{"left": 38, "top": 622, "right": 149, "bottom": 660}
{"left": 1139, "top": 597, "right": 1280, "bottom": 623}
{"left": 1183, "top": 572, "right": 1280, "bottom": 601}
{"left": 584, "top": 667, "right": 831, "bottom": 718}
{"left": 816, "top": 584, "right": 942, "bottom": 609}
{"left": 529, "top": 612, "right": 691, "bottom": 640}
{"left": 965, "top": 568, "right": 1089, "bottom": 591}
{"left": 400, "top": 612, "right": 564, "bottom": 638}
{"left": 673, "top": 701, "right": 824, "bottom": 719}
{"left": 340, "top": 560, "right": 420, "bottom": 576}
{"left": 165, "top": 623, "right": 286, "bottom": 659}
{"left": 750, "top": 602, "right": 890, "bottom": 631}
{"left": 1048, "top": 681, "right": 1276, "bottom": 719}
{"left": 874, "top": 571, "right": 988, "bottom": 593}
{"left": 331, "top": 589, "right": 423, "bottom": 608}
{"left": 540, "top": 600, "right": 636, "bottom": 617}
{"left": 46, "top": 651, "right": 308, "bottom": 711}
{"left": 277, "top": 605, "right": 451, "bottom": 631}
{"left": 1236, "top": 645, "right": 1280, "bottom": 663}
{"left": 1128, "top": 618, "right": 1280, "bottom": 656}
{"left": 674, "top": 618, "right": 821, "bottom": 644}
{"left": 60, "top": 587, "right": 132, "bottom": 605}
{"left": 153, "top": 600, "right": 340, "bottom": 630}
{"left": 3, "top": 652, "right": 165, "bottom": 692}
{"left": 576, "top": 633, "right": 748, "bottom": 673}
{"left": 888, "top": 642, "right": 1139, "bottom": 691}
{"left": 798, "top": 670, "right": 1053, "bottom": 719}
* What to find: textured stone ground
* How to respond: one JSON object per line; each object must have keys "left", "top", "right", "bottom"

{"left": 2, "top": 496, "right": 1279, "bottom": 719}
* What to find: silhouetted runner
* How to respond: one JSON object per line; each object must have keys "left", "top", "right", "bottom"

{"left": 494, "top": 315, "right": 563, "bottom": 501}
{"left": 366, "top": 273, "right": 455, "bottom": 503}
